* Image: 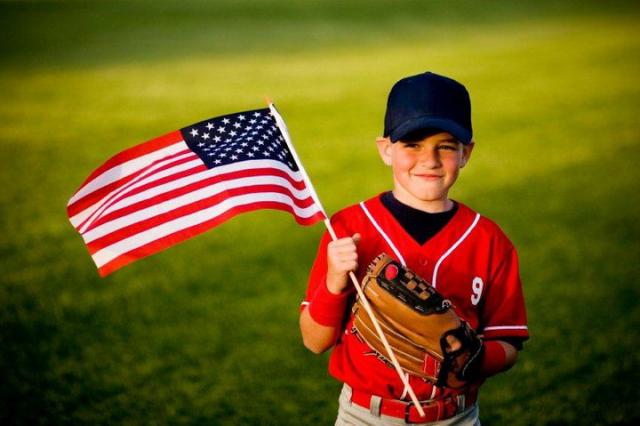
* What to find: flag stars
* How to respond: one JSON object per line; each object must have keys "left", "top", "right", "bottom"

{"left": 182, "top": 109, "right": 298, "bottom": 172}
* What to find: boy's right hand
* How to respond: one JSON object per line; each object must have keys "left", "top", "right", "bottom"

{"left": 326, "top": 233, "right": 361, "bottom": 294}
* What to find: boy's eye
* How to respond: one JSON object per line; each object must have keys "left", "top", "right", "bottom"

{"left": 401, "top": 142, "right": 421, "bottom": 149}
{"left": 438, "top": 144, "right": 457, "bottom": 151}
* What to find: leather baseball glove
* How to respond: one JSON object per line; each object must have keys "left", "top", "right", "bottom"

{"left": 352, "top": 253, "right": 484, "bottom": 388}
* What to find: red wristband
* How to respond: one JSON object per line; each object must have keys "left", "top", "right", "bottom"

{"left": 308, "top": 279, "right": 349, "bottom": 327}
{"left": 480, "top": 340, "right": 507, "bottom": 378}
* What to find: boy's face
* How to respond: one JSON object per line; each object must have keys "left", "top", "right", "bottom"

{"left": 376, "top": 131, "right": 474, "bottom": 212}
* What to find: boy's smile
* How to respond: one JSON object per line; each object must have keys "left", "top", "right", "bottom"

{"left": 377, "top": 131, "right": 474, "bottom": 213}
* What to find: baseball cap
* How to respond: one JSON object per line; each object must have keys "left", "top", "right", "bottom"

{"left": 383, "top": 72, "right": 473, "bottom": 144}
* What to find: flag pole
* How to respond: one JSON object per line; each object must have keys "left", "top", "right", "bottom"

{"left": 268, "top": 101, "right": 426, "bottom": 417}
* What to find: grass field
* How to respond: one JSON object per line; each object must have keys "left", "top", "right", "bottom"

{"left": 1, "top": 0, "right": 639, "bottom": 424}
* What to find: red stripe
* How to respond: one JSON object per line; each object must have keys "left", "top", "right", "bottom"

{"left": 83, "top": 167, "right": 309, "bottom": 232}
{"left": 86, "top": 185, "right": 318, "bottom": 253}
{"left": 96, "top": 202, "right": 324, "bottom": 277}
{"left": 74, "top": 131, "right": 184, "bottom": 192}
{"left": 68, "top": 147, "right": 195, "bottom": 219}
{"left": 75, "top": 160, "right": 206, "bottom": 232}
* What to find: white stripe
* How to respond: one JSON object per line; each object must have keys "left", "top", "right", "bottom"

{"left": 70, "top": 150, "right": 198, "bottom": 229}
{"left": 300, "top": 301, "right": 310, "bottom": 307}
{"left": 82, "top": 174, "right": 315, "bottom": 243}
{"left": 432, "top": 213, "right": 480, "bottom": 289}
{"left": 71, "top": 158, "right": 305, "bottom": 230}
{"left": 359, "top": 202, "right": 406, "bottom": 266}
{"left": 68, "top": 142, "right": 187, "bottom": 205}
{"left": 91, "top": 192, "right": 322, "bottom": 268}
{"left": 483, "top": 325, "right": 529, "bottom": 331}
{"left": 90, "top": 159, "right": 305, "bottom": 218}
{"left": 83, "top": 169, "right": 310, "bottom": 235}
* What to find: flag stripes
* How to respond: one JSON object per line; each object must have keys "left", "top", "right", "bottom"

{"left": 83, "top": 177, "right": 316, "bottom": 251}
{"left": 68, "top": 132, "right": 185, "bottom": 208}
{"left": 68, "top": 110, "right": 325, "bottom": 277}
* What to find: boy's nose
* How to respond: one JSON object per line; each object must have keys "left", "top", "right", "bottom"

{"left": 418, "top": 149, "right": 441, "bottom": 168}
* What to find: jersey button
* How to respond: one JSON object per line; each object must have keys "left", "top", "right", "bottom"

{"left": 419, "top": 257, "right": 428, "bottom": 266}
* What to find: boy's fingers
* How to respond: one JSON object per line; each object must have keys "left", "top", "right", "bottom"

{"left": 330, "top": 238, "right": 358, "bottom": 250}
{"left": 352, "top": 233, "right": 361, "bottom": 244}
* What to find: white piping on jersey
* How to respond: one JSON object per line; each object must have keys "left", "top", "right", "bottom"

{"left": 359, "top": 202, "right": 481, "bottom": 289}
{"left": 431, "top": 213, "right": 481, "bottom": 289}
{"left": 429, "top": 385, "right": 437, "bottom": 400}
{"left": 359, "top": 202, "right": 407, "bottom": 266}
{"left": 300, "top": 301, "right": 310, "bottom": 307}
{"left": 483, "top": 325, "right": 528, "bottom": 331}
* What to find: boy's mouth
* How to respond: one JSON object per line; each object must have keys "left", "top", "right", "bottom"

{"left": 413, "top": 173, "right": 442, "bottom": 180}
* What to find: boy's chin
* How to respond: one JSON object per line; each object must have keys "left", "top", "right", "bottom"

{"left": 396, "top": 190, "right": 451, "bottom": 209}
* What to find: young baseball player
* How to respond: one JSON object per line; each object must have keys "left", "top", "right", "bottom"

{"left": 300, "top": 71, "right": 528, "bottom": 425}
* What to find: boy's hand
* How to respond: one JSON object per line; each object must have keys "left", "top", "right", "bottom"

{"left": 326, "top": 233, "right": 361, "bottom": 294}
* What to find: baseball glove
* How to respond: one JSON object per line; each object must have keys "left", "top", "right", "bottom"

{"left": 352, "top": 253, "right": 483, "bottom": 388}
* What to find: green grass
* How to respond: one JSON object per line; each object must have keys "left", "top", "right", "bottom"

{"left": 1, "top": 0, "right": 639, "bottom": 424}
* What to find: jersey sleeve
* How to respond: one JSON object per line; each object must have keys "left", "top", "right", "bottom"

{"left": 301, "top": 229, "right": 333, "bottom": 311}
{"left": 480, "top": 244, "right": 529, "bottom": 342}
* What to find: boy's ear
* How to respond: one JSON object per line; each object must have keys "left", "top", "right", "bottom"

{"left": 376, "top": 137, "right": 393, "bottom": 166}
{"left": 460, "top": 141, "right": 475, "bottom": 168}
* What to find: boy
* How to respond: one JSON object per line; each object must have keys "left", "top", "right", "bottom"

{"left": 299, "top": 72, "right": 528, "bottom": 425}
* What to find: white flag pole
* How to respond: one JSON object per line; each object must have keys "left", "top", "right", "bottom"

{"left": 268, "top": 102, "right": 426, "bottom": 418}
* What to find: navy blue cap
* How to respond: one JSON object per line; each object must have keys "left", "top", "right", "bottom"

{"left": 383, "top": 72, "right": 473, "bottom": 144}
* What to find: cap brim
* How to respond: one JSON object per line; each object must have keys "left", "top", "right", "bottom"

{"left": 390, "top": 117, "right": 472, "bottom": 144}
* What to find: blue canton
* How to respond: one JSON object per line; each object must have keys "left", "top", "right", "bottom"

{"left": 180, "top": 108, "right": 298, "bottom": 172}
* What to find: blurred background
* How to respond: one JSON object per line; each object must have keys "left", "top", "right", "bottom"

{"left": 1, "top": 0, "right": 638, "bottom": 424}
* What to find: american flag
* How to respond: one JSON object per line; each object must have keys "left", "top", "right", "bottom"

{"left": 67, "top": 106, "right": 326, "bottom": 277}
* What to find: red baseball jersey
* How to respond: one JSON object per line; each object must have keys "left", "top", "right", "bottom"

{"left": 302, "top": 194, "right": 529, "bottom": 400}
